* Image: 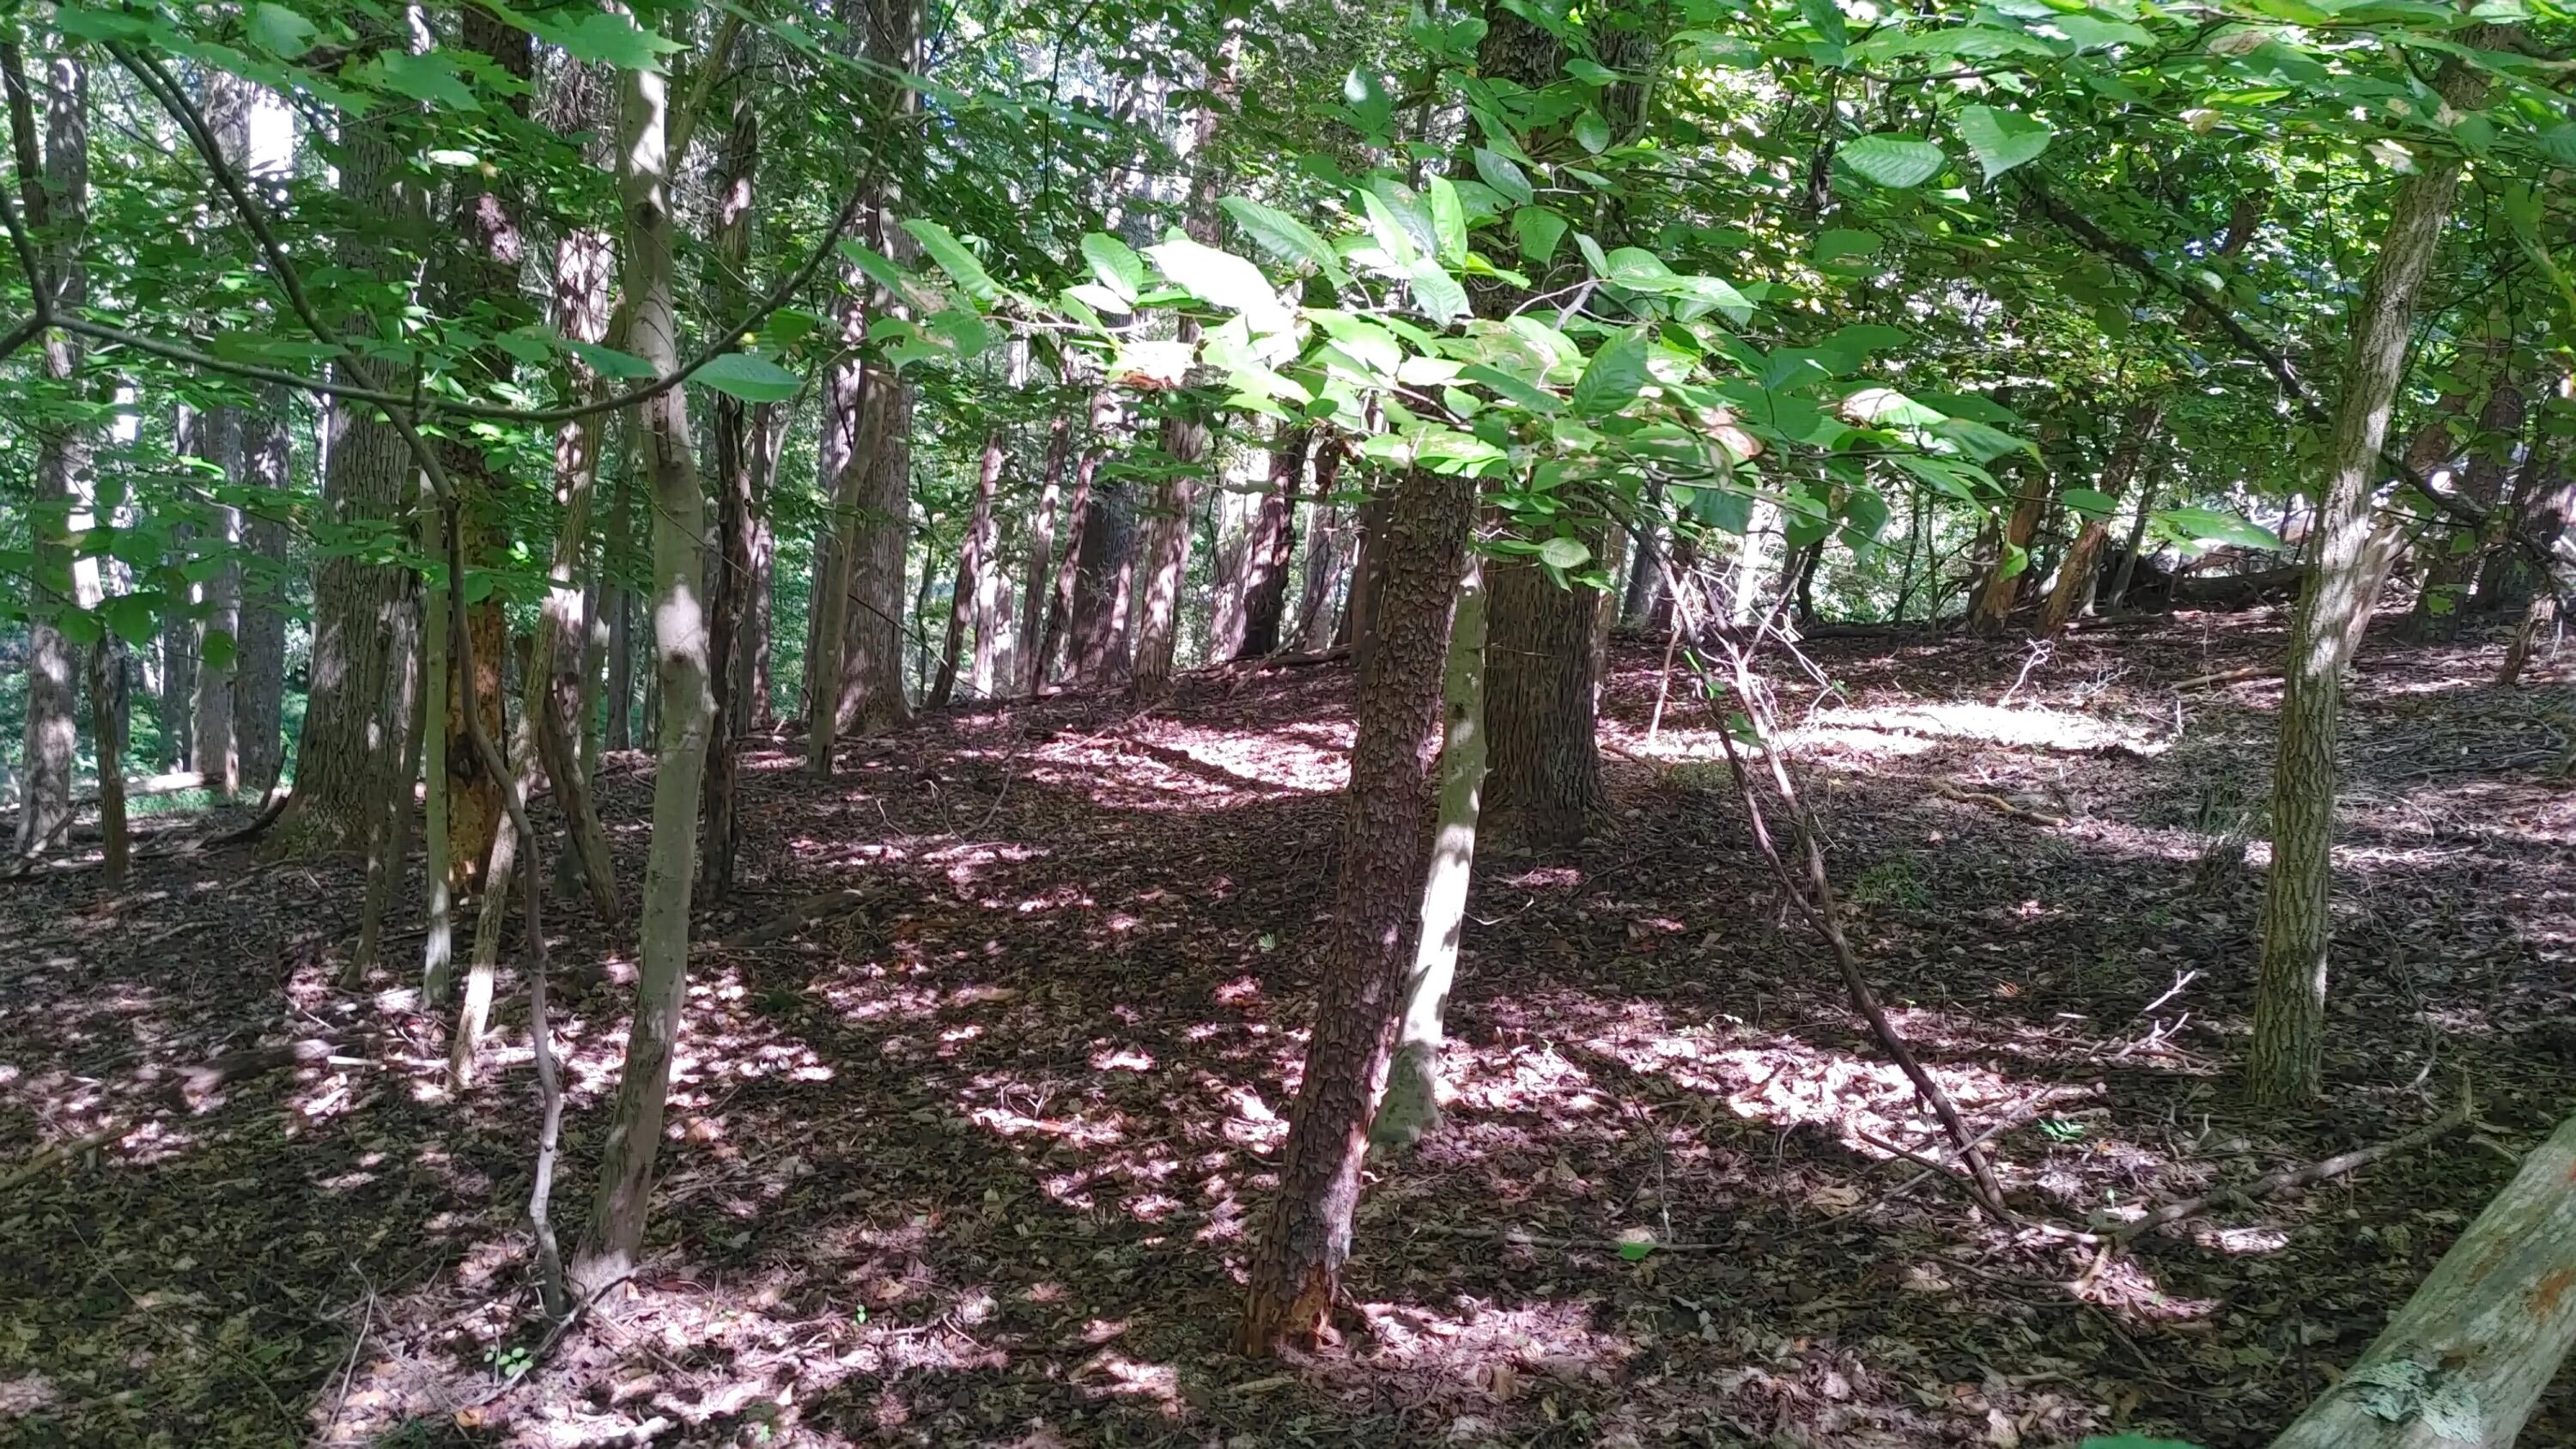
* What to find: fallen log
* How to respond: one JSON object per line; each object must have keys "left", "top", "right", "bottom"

{"left": 2269, "top": 1107, "right": 2576, "bottom": 1448}
{"left": 716, "top": 889, "right": 872, "bottom": 948}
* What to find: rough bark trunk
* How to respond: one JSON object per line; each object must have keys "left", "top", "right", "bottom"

{"left": 1019, "top": 411, "right": 1074, "bottom": 692}
{"left": 1233, "top": 428, "right": 1308, "bottom": 658}
{"left": 192, "top": 399, "right": 243, "bottom": 800}
{"left": 932, "top": 429, "right": 1002, "bottom": 706}
{"left": 575, "top": 23, "right": 718, "bottom": 1293}
{"left": 535, "top": 227, "right": 621, "bottom": 921}
{"left": 9, "top": 48, "right": 86, "bottom": 860}
{"left": 421, "top": 503, "right": 457, "bottom": 1002}
{"left": 2105, "top": 448, "right": 2164, "bottom": 611}
{"left": 2250, "top": 45, "right": 2495, "bottom": 1105}
{"left": 2043, "top": 402, "right": 2161, "bottom": 635}
{"left": 1066, "top": 479, "right": 1137, "bottom": 687}
{"left": 1036, "top": 408, "right": 1110, "bottom": 690}
{"left": 702, "top": 77, "right": 758, "bottom": 898}
{"left": 1236, "top": 466, "right": 1476, "bottom": 1355}
{"left": 1336, "top": 492, "right": 1388, "bottom": 659}
{"left": 1483, "top": 547, "right": 1608, "bottom": 849}
{"left": 1370, "top": 551, "right": 1485, "bottom": 1154}
{"left": 1294, "top": 442, "right": 1349, "bottom": 650}
{"left": 2269, "top": 1110, "right": 2576, "bottom": 1449}
{"left": 1969, "top": 467, "right": 2050, "bottom": 636}
{"left": 743, "top": 400, "right": 782, "bottom": 726}
{"left": 606, "top": 440, "right": 636, "bottom": 752}
{"left": 1128, "top": 399, "right": 1206, "bottom": 702}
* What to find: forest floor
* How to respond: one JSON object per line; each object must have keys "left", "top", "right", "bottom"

{"left": 3, "top": 606, "right": 2574, "bottom": 1449}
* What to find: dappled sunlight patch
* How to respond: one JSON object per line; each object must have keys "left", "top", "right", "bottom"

{"left": 1334, "top": 1295, "right": 1635, "bottom": 1414}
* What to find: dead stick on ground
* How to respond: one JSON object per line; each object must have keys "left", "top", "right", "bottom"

{"left": 2109, "top": 1081, "right": 2475, "bottom": 1245}
{"left": 0, "top": 1124, "right": 123, "bottom": 1193}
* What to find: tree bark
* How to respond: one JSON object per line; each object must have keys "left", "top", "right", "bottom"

{"left": 2105, "top": 447, "right": 2165, "bottom": 611}
{"left": 421, "top": 503, "right": 457, "bottom": 1002}
{"left": 933, "top": 428, "right": 1003, "bottom": 706}
{"left": 1019, "top": 410, "right": 1074, "bottom": 692}
{"left": 575, "top": 16, "right": 719, "bottom": 1293}
{"left": 2269, "top": 1110, "right": 2576, "bottom": 1448}
{"left": 1236, "top": 467, "right": 1477, "bottom": 1355}
{"left": 8, "top": 47, "right": 86, "bottom": 860}
{"left": 702, "top": 72, "right": 759, "bottom": 898}
{"left": 1969, "top": 466, "right": 2050, "bottom": 636}
{"left": 2043, "top": 401, "right": 2161, "bottom": 635}
{"left": 1370, "top": 551, "right": 1485, "bottom": 1154}
{"left": 1233, "top": 428, "right": 1309, "bottom": 658}
{"left": 1066, "top": 478, "right": 1137, "bottom": 686}
{"left": 2405, "top": 344, "right": 2522, "bottom": 641}
{"left": 2249, "top": 44, "right": 2496, "bottom": 1105}
{"left": 1483, "top": 546, "right": 1608, "bottom": 849}
{"left": 533, "top": 226, "right": 621, "bottom": 921}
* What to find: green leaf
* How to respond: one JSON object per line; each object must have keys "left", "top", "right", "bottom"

{"left": 2055, "top": 15, "right": 2154, "bottom": 50}
{"left": 1540, "top": 536, "right": 1591, "bottom": 569}
{"left": 1814, "top": 228, "right": 1884, "bottom": 266}
{"left": 564, "top": 339, "right": 657, "bottom": 379}
{"left": 1571, "top": 331, "right": 1650, "bottom": 418}
{"left": 1218, "top": 198, "right": 1348, "bottom": 285}
{"left": 1571, "top": 109, "right": 1612, "bottom": 154}
{"left": 1838, "top": 134, "right": 1946, "bottom": 188}
{"left": 1798, "top": 0, "right": 1850, "bottom": 46}
{"left": 200, "top": 628, "right": 238, "bottom": 672}
{"left": 1473, "top": 148, "right": 1534, "bottom": 204}
{"left": 543, "top": 10, "right": 684, "bottom": 70}
{"left": 1426, "top": 177, "right": 1467, "bottom": 265}
{"left": 1954, "top": 105, "right": 2054, "bottom": 181}
{"left": 246, "top": 3, "right": 316, "bottom": 57}
{"left": 1617, "top": 1235, "right": 1656, "bottom": 1262}
{"left": 2154, "top": 507, "right": 2284, "bottom": 552}
{"left": 902, "top": 220, "right": 1002, "bottom": 305}
{"left": 1514, "top": 206, "right": 1570, "bottom": 264}
{"left": 103, "top": 594, "right": 159, "bottom": 648}
{"left": 1360, "top": 189, "right": 1424, "bottom": 268}
{"left": 1148, "top": 236, "right": 1291, "bottom": 330}
{"left": 692, "top": 353, "right": 801, "bottom": 401}
{"left": 1406, "top": 259, "right": 1470, "bottom": 329}
{"left": 1460, "top": 363, "right": 1562, "bottom": 415}
{"left": 371, "top": 52, "right": 481, "bottom": 112}
{"left": 2063, "top": 487, "right": 2117, "bottom": 520}
{"left": 1080, "top": 232, "right": 1145, "bottom": 304}
{"left": 1341, "top": 66, "right": 1393, "bottom": 136}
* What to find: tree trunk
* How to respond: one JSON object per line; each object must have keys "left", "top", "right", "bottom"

{"left": 1037, "top": 401, "right": 1112, "bottom": 690}
{"left": 1969, "top": 467, "right": 2050, "bottom": 636}
{"left": 2404, "top": 350, "right": 2523, "bottom": 642}
{"left": 1234, "top": 428, "right": 1308, "bottom": 658}
{"left": 606, "top": 440, "right": 636, "bottom": 752}
{"left": 702, "top": 76, "right": 759, "bottom": 898}
{"left": 192, "top": 401, "right": 243, "bottom": 800}
{"left": 8, "top": 47, "right": 86, "bottom": 860}
{"left": 2269, "top": 1110, "right": 2576, "bottom": 1448}
{"left": 2249, "top": 44, "right": 2495, "bottom": 1105}
{"left": 535, "top": 227, "right": 621, "bottom": 921}
{"left": 1236, "top": 467, "right": 1476, "bottom": 1355}
{"left": 1067, "top": 478, "right": 1137, "bottom": 687}
{"left": 1483, "top": 547, "right": 1608, "bottom": 849}
{"left": 933, "top": 428, "right": 1003, "bottom": 706}
{"left": 1128, "top": 401, "right": 1206, "bottom": 702}
{"left": 235, "top": 394, "right": 289, "bottom": 795}
{"left": 1370, "top": 551, "right": 1485, "bottom": 1154}
{"left": 1019, "top": 411, "right": 1074, "bottom": 692}
{"left": 2043, "top": 401, "right": 2161, "bottom": 635}
{"left": 1336, "top": 491, "right": 1388, "bottom": 658}
{"left": 2105, "top": 447, "right": 2164, "bottom": 611}
{"left": 421, "top": 503, "right": 457, "bottom": 1002}
{"left": 575, "top": 20, "right": 720, "bottom": 1294}
{"left": 1294, "top": 443, "right": 1350, "bottom": 650}
{"left": 743, "top": 400, "right": 782, "bottom": 727}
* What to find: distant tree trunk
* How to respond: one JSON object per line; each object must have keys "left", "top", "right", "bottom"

{"left": 192, "top": 402, "right": 243, "bottom": 799}
{"left": 932, "top": 429, "right": 1002, "bottom": 707}
{"left": 702, "top": 75, "right": 759, "bottom": 898}
{"left": 421, "top": 503, "right": 457, "bottom": 1002}
{"left": 1622, "top": 490, "right": 1665, "bottom": 625}
{"left": 1236, "top": 466, "right": 1477, "bottom": 1356}
{"left": 1483, "top": 545, "right": 1608, "bottom": 849}
{"left": 535, "top": 227, "right": 620, "bottom": 921}
{"left": 2470, "top": 444, "right": 2549, "bottom": 615}
{"left": 1370, "top": 551, "right": 1485, "bottom": 1154}
{"left": 831, "top": 335, "right": 914, "bottom": 738}
{"left": 605, "top": 447, "right": 636, "bottom": 752}
{"left": 2403, "top": 355, "right": 2522, "bottom": 642}
{"left": 86, "top": 639, "right": 125, "bottom": 886}
{"left": 1037, "top": 405, "right": 1110, "bottom": 689}
{"left": 2268, "top": 1110, "right": 2576, "bottom": 1449}
{"left": 1233, "top": 428, "right": 1308, "bottom": 658}
{"left": 7, "top": 46, "right": 87, "bottom": 859}
{"left": 2044, "top": 401, "right": 2162, "bottom": 635}
{"left": 235, "top": 394, "right": 289, "bottom": 795}
{"left": 2105, "top": 447, "right": 2165, "bottom": 611}
{"left": 1067, "top": 479, "right": 1137, "bottom": 687}
{"left": 1336, "top": 492, "right": 1388, "bottom": 659}
{"left": 1294, "top": 443, "right": 1349, "bottom": 650}
{"left": 1019, "top": 411, "right": 1074, "bottom": 692}
{"left": 576, "top": 20, "right": 720, "bottom": 1294}
{"left": 1129, "top": 398, "right": 1206, "bottom": 703}
{"left": 742, "top": 399, "right": 782, "bottom": 727}
{"left": 2498, "top": 458, "right": 2574, "bottom": 686}
{"left": 1969, "top": 467, "right": 2050, "bottom": 636}
{"left": 2250, "top": 46, "right": 2494, "bottom": 1105}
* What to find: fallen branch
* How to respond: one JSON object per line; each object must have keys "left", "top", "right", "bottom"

{"left": 0, "top": 1124, "right": 125, "bottom": 1193}
{"left": 1405, "top": 1222, "right": 1733, "bottom": 1254}
{"left": 2110, "top": 1082, "right": 2474, "bottom": 1245}
{"left": 168, "top": 1038, "right": 339, "bottom": 1106}
{"left": 1930, "top": 779, "right": 2069, "bottom": 827}
{"left": 716, "top": 888, "right": 872, "bottom": 948}
{"left": 2174, "top": 663, "right": 2280, "bottom": 691}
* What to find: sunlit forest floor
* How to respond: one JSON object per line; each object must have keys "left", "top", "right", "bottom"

{"left": 3, "top": 608, "right": 2573, "bottom": 1448}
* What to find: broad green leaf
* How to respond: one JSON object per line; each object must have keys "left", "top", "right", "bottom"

{"left": 543, "top": 10, "right": 684, "bottom": 70}
{"left": 1838, "top": 134, "right": 1946, "bottom": 188}
{"left": 200, "top": 628, "right": 238, "bottom": 672}
{"left": 1342, "top": 66, "right": 1393, "bottom": 136}
{"left": 692, "top": 353, "right": 801, "bottom": 401}
{"left": 246, "top": 3, "right": 315, "bottom": 56}
{"left": 564, "top": 339, "right": 657, "bottom": 379}
{"left": 2155, "top": 507, "right": 2284, "bottom": 552}
{"left": 1080, "top": 232, "right": 1145, "bottom": 303}
{"left": 1218, "top": 198, "right": 1348, "bottom": 286}
{"left": 1426, "top": 177, "right": 1467, "bottom": 265}
{"left": 1576, "top": 232, "right": 1611, "bottom": 278}
{"left": 2063, "top": 487, "right": 2117, "bottom": 520}
{"left": 371, "top": 52, "right": 481, "bottom": 111}
{"left": 1572, "top": 109, "right": 1612, "bottom": 155}
{"left": 2056, "top": 15, "right": 2154, "bottom": 49}
{"left": 103, "top": 594, "right": 159, "bottom": 648}
{"left": 1571, "top": 332, "right": 1651, "bottom": 418}
{"left": 1539, "top": 536, "right": 1591, "bottom": 569}
{"left": 1148, "top": 236, "right": 1291, "bottom": 331}
{"left": 1814, "top": 228, "right": 1884, "bottom": 266}
{"left": 1367, "top": 180, "right": 1440, "bottom": 259}
{"left": 1955, "top": 105, "right": 2054, "bottom": 181}
{"left": 1514, "top": 206, "right": 1570, "bottom": 265}
{"left": 1473, "top": 148, "right": 1534, "bottom": 204}
{"left": 1798, "top": 0, "right": 1850, "bottom": 46}
{"left": 1360, "top": 189, "right": 1424, "bottom": 268}
{"left": 1459, "top": 363, "right": 1562, "bottom": 415}
{"left": 1406, "top": 259, "right": 1471, "bottom": 328}
{"left": 902, "top": 220, "right": 1002, "bottom": 305}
